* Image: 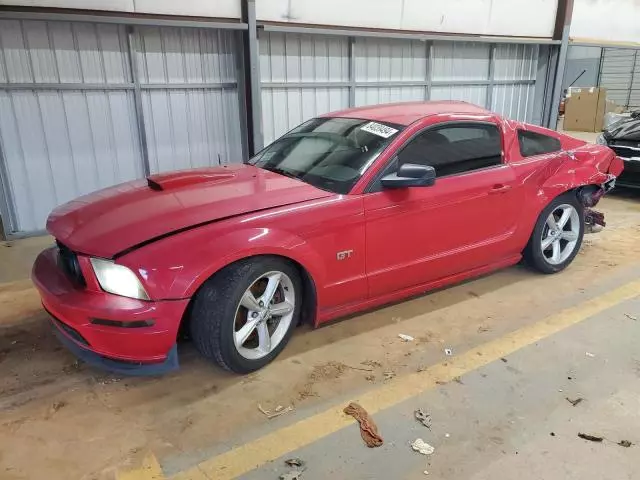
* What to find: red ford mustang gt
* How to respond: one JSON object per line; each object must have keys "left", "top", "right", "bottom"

{"left": 32, "top": 101, "right": 623, "bottom": 375}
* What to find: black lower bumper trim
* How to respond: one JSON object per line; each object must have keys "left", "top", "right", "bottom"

{"left": 50, "top": 318, "right": 179, "bottom": 376}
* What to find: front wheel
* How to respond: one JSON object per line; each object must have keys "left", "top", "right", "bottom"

{"left": 523, "top": 192, "right": 584, "bottom": 274}
{"left": 189, "top": 257, "right": 302, "bottom": 373}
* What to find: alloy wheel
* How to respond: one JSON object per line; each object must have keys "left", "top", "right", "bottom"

{"left": 541, "top": 204, "right": 580, "bottom": 265}
{"left": 233, "top": 271, "right": 295, "bottom": 360}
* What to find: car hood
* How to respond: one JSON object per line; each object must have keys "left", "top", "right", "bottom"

{"left": 605, "top": 116, "right": 640, "bottom": 141}
{"left": 47, "top": 164, "right": 333, "bottom": 258}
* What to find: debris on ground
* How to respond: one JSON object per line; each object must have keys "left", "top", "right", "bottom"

{"left": 284, "top": 458, "right": 306, "bottom": 468}
{"left": 258, "top": 404, "right": 294, "bottom": 419}
{"left": 411, "top": 438, "right": 435, "bottom": 455}
{"left": 453, "top": 376, "right": 463, "bottom": 384}
{"left": 398, "top": 334, "right": 415, "bottom": 342}
{"left": 500, "top": 357, "right": 508, "bottom": 363}
{"left": 550, "top": 432, "right": 556, "bottom": 437}
{"left": 51, "top": 401, "right": 67, "bottom": 412}
{"left": 444, "top": 348, "right": 453, "bottom": 356}
{"left": 578, "top": 433, "right": 603, "bottom": 443}
{"left": 361, "top": 360, "right": 382, "bottom": 368}
{"left": 477, "top": 326, "right": 490, "bottom": 333}
{"left": 414, "top": 409, "right": 432, "bottom": 429}
{"left": 344, "top": 364, "right": 374, "bottom": 372}
{"left": 280, "top": 471, "right": 303, "bottom": 480}
{"left": 365, "top": 375, "right": 375, "bottom": 382}
{"left": 445, "top": 433, "right": 450, "bottom": 438}
{"left": 298, "top": 361, "right": 348, "bottom": 399}
{"left": 566, "top": 397, "right": 584, "bottom": 407}
{"left": 618, "top": 440, "right": 633, "bottom": 448}
{"left": 585, "top": 352, "right": 596, "bottom": 358}
{"left": 624, "top": 313, "right": 638, "bottom": 321}
{"left": 423, "top": 471, "right": 429, "bottom": 475}
{"left": 383, "top": 371, "right": 396, "bottom": 381}
{"left": 343, "top": 402, "right": 383, "bottom": 447}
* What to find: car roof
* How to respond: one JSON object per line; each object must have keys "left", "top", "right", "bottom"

{"left": 324, "top": 101, "right": 492, "bottom": 126}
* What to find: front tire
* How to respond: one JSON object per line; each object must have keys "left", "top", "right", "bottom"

{"left": 189, "top": 257, "right": 302, "bottom": 373}
{"left": 523, "top": 192, "right": 584, "bottom": 274}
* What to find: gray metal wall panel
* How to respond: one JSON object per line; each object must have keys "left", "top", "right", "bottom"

{"left": 492, "top": 84, "right": 536, "bottom": 122}
{"left": 136, "top": 27, "right": 237, "bottom": 84}
{"left": 430, "top": 85, "right": 488, "bottom": 107}
{"left": 135, "top": 26, "right": 243, "bottom": 173}
{"left": 0, "top": 89, "right": 141, "bottom": 232}
{"left": 431, "top": 42, "right": 490, "bottom": 81}
{"left": 599, "top": 48, "right": 636, "bottom": 107}
{"left": 354, "top": 38, "right": 426, "bottom": 82}
{"left": 260, "top": 32, "right": 350, "bottom": 144}
{"left": 0, "top": 20, "right": 131, "bottom": 85}
{"left": 0, "top": 20, "right": 242, "bottom": 234}
{"left": 260, "top": 32, "right": 349, "bottom": 83}
{"left": 262, "top": 87, "right": 349, "bottom": 144}
{"left": 142, "top": 88, "right": 242, "bottom": 173}
{"left": 494, "top": 44, "right": 538, "bottom": 81}
{"left": 355, "top": 86, "right": 425, "bottom": 107}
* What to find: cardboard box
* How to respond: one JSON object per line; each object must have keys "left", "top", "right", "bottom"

{"left": 564, "top": 87, "right": 608, "bottom": 132}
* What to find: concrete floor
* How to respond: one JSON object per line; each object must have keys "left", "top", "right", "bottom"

{"left": 1, "top": 127, "right": 639, "bottom": 480}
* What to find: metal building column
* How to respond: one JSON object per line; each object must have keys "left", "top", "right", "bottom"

{"left": 486, "top": 44, "right": 496, "bottom": 110}
{"left": 241, "top": 0, "right": 263, "bottom": 155}
{"left": 125, "top": 27, "right": 151, "bottom": 177}
{"left": 348, "top": 37, "right": 356, "bottom": 107}
{"left": 549, "top": 0, "right": 574, "bottom": 129}
{"left": 626, "top": 51, "right": 638, "bottom": 108}
{"left": 0, "top": 139, "right": 17, "bottom": 238}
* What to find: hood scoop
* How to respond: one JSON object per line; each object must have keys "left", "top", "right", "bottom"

{"left": 147, "top": 169, "right": 236, "bottom": 191}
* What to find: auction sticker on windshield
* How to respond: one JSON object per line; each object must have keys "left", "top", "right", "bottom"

{"left": 360, "top": 121, "right": 399, "bottom": 138}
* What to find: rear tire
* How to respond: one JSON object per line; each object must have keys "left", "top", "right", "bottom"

{"left": 523, "top": 192, "right": 584, "bottom": 274}
{"left": 189, "top": 257, "right": 302, "bottom": 373}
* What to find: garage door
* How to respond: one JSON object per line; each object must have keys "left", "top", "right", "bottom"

{"left": 599, "top": 48, "right": 640, "bottom": 109}
{"left": 0, "top": 20, "right": 243, "bottom": 235}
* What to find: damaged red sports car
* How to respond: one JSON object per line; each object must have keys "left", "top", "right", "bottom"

{"left": 32, "top": 101, "right": 623, "bottom": 375}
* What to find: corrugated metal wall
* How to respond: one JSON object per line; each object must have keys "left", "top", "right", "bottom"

{"left": 599, "top": 48, "right": 639, "bottom": 109}
{"left": 0, "top": 20, "right": 242, "bottom": 234}
{"left": 135, "top": 27, "right": 243, "bottom": 173}
{"left": 260, "top": 32, "right": 541, "bottom": 145}
{"left": 259, "top": 32, "right": 350, "bottom": 144}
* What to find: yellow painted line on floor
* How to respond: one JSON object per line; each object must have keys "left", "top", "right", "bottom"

{"left": 119, "top": 280, "right": 640, "bottom": 480}
{"left": 117, "top": 453, "right": 164, "bottom": 480}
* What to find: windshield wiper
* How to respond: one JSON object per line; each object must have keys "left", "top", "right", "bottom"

{"left": 264, "top": 166, "right": 302, "bottom": 181}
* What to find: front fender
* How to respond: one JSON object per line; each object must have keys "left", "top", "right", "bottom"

{"left": 121, "top": 224, "right": 326, "bottom": 301}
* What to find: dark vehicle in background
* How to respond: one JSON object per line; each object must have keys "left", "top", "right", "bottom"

{"left": 597, "top": 111, "right": 640, "bottom": 188}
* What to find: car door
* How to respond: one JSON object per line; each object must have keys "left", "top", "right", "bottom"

{"left": 364, "top": 120, "right": 521, "bottom": 298}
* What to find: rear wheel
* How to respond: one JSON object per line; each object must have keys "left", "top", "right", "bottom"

{"left": 189, "top": 257, "right": 302, "bottom": 373}
{"left": 524, "top": 192, "right": 584, "bottom": 274}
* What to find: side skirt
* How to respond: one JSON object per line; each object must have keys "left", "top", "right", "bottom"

{"left": 315, "top": 254, "right": 522, "bottom": 326}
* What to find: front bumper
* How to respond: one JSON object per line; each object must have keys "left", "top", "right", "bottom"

{"left": 32, "top": 247, "right": 189, "bottom": 374}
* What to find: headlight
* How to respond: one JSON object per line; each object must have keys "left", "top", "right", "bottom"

{"left": 596, "top": 134, "right": 608, "bottom": 145}
{"left": 90, "top": 258, "right": 150, "bottom": 300}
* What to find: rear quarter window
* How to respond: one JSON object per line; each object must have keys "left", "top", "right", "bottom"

{"left": 518, "top": 130, "right": 562, "bottom": 157}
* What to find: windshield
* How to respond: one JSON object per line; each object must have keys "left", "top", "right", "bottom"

{"left": 249, "top": 117, "right": 403, "bottom": 194}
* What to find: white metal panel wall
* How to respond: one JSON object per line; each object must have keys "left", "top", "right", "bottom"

{"left": 354, "top": 37, "right": 427, "bottom": 107}
{"left": 0, "top": 20, "right": 142, "bottom": 232}
{"left": 491, "top": 44, "right": 538, "bottom": 122}
{"left": 0, "top": 20, "right": 244, "bottom": 234}
{"left": 258, "top": 33, "right": 542, "bottom": 145}
{"left": 135, "top": 27, "right": 243, "bottom": 173}
{"left": 260, "top": 32, "right": 350, "bottom": 145}
{"left": 599, "top": 48, "right": 638, "bottom": 108}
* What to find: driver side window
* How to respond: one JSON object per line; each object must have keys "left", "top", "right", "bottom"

{"left": 397, "top": 123, "right": 503, "bottom": 178}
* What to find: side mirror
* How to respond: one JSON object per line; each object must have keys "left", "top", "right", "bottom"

{"left": 381, "top": 163, "right": 436, "bottom": 189}
{"left": 631, "top": 110, "right": 640, "bottom": 119}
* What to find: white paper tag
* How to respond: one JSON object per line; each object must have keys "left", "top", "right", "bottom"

{"left": 360, "top": 121, "right": 398, "bottom": 139}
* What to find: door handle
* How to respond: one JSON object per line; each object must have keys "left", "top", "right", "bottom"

{"left": 489, "top": 184, "right": 511, "bottom": 194}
